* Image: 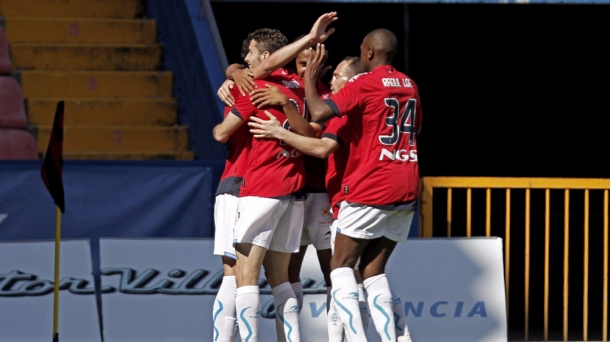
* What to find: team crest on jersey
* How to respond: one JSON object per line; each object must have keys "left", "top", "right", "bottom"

{"left": 282, "top": 80, "right": 301, "bottom": 89}
{"left": 320, "top": 206, "right": 331, "bottom": 217}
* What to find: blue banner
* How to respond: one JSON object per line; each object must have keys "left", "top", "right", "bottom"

{"left": 0, "top": 161, "right": 216, "bottom": 241}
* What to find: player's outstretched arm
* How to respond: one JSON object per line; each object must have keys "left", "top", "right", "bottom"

{"left": 304, "top": 44, "right": 335, "bottom": 123}
{"left": 248, "top": 111, "right": 339, "bottom": 158}
{"left": 250, "top": 12, "right": 338, "bottom": 80}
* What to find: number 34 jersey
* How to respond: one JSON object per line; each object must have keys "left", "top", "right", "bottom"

{"left": 324, "top": 65, "right": 423, "bottom": 207}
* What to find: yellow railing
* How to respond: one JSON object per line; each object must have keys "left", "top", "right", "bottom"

{"left": 420, "top": 177, "right": 610, "bottom": 342}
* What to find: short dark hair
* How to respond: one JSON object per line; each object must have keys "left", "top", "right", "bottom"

{"left": 240, "top": 38, "right": 249, "bottom": 60}
{"left": 247, "top": 28, "right": 288, "bottom": 55}
{"left": 342, "top": 56, "right": 365, "bottom": 77}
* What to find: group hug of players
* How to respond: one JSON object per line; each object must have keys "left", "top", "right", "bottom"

{"left": 212, "top": 11, "right": 422, "bottom": 342}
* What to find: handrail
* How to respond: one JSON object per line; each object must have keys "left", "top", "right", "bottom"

{"left": 420, "top": 176, "right": 610, "bottom": 342}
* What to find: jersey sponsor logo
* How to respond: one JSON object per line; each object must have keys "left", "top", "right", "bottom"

{"left": 276, "top": 148, "right": 302, "bottom": 159}
{"left": 405, "top": 301, "right": 487, "bottom": 318}
{"left": 282, "top": 80, "right": 302, "bottom": 89}
{"left": 320, "top": 206, "right": 332, "bottom": 217}
{"left": 379, "top": 148, "right": 418, "bottom": 162}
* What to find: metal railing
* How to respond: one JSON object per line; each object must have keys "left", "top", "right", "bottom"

{"left": 419, "top": 177, "right": 610, "bottom": 342}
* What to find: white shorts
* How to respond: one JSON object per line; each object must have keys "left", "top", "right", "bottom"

{"left": 301, "top": 193, "right": 333, "bottom": 249}
{"left": 233, "top": 196, "right": 304, "bottom": 253}
{"left": 335, "top": 201, "right": 414, "bottom": 243}
{"left": 213, "top": 193, "right": 239, "bottom": 259}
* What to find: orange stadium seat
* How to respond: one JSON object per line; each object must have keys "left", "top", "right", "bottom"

{"left": 0, "top": 26, "right": 11, "bottom": 75}
{"left": 0, "top": 76, "right": 27, "bottom": 129}
{"left": 0, "top": 129, "right": 39, "bottom": 160}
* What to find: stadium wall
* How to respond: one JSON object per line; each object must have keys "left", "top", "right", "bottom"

{"left": 146, "top": 0, "right": 227, "bottom": 160}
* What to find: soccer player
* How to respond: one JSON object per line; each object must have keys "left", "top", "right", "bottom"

{"left": 212, "top": 16, "right": 338, "bottom": 341}
{"left": 304, "top": 29, "right": 421, "bottom": 342}
{"left": 212, "top": 39, "right": 252, "bottom": 342}
{"left": 249, "top": 41, "right": 334, "bottom": 315}
{"left": 247, "top": 56, "right": 369, "bottom": 342}
{"left": 214, "top": 28, "right": 304, "bottom": 342}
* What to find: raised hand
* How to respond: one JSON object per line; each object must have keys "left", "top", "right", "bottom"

{"left": 250, "top": 84, "right": 289, "bottom": 108}
{"left": 309, "top": 12, "right": 338, "bottom": 44}
{"left": 232, "top": 68, "right": 256, "bottom": 96}
{"left": 217, "top": 79, "right": 236, "bottom": 107}
{"left": 248, "top": 110, "right": 284, "bottom": 139}
{"left": 305, "top": 43, "right": 328, "bottom": 83}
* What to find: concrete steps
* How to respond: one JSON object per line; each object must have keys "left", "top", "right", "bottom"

{"left": 18, "top": 71, "right": 173, "bottom": 98}
{"left": 10, "top": 43, "right": 163, "bottom": 71}
{"left": 3, "top": 17, "right": 157, "bottom": 44}
{"left": 27, "top": 99, "right": 178, "bottom": 126}
{"left": 3, "top": 0, "right": 194, "bottom": 160}
{"left": 0, "top": 0, "right": 145, "bottom": 19}
{"left": 36, "top": 125, "right": 189, "bottom": 153}
{"left": 63, "top": 151, "right": 195, "bottom": 161}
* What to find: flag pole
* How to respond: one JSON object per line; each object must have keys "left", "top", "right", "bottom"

{"left": 53, "top": 205, "right": 61, "bottom": 342}
{"left": 41, "top": 100, "right": 65, "bottom": 342}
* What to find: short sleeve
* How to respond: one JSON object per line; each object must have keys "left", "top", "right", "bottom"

{"left": 231, "top": 91, "right": 257, "bottom": 120}
{"left": 325, "top": 77, "right": 362, "bottom": 117}
{"left": 321, "top": 116, "right": 348, "bottom": 146}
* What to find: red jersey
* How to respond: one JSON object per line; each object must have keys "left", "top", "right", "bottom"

{"left": 232, "top": 68, "right": 306, "bottom": 199}
{"left": 324, "top": 65, "right": 422, "bottom": 207}
{"left": 216, "top": 86, "right": 251, "bottom": 196}
{"left": 321, "top": 115, "right": 353, "bottom": 219}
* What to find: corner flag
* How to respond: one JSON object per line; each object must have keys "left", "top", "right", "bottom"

{"left": 41, "top": 101, "right": 65, "bottom": 213}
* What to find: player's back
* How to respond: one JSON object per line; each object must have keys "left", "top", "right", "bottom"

{"left": 234, "top": 69, "right": 306, "bottom": 199}
{"left": 338, "top": 65, "right": 422, "bottom": 206}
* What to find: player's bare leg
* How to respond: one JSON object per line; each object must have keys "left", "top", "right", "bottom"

{"left": 330, "top": 233, "right": 370, "bottom": 342}
{"left": 213, "top": 256, "right": 238, "bottom": 342}
{"left": 316, "top": 248, "right": 333, "bottom": 301}
{"left": 234, "top": 243, "right": 267, "bottom": 342}
{"left": 265, "top": 250, "right": 300, "bottom": 342}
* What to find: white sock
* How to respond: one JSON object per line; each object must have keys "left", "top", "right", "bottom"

{"left": 364, "top": 274, "right": 396, "bottom": 342}
{"left": 357, "top": 283, "right": 369, "bottom": 331}
{"left": 236, "top": 285, "right": 260, "bottom": 342}
{"left": 330, "top": 268, "right": 367, "bottom": 342}
{"left": 327, "top": 287, "right": 345, "bottom": 342}
{"left": 213, "top": 276, "right": 238, "bottom": 342}
{"left": 291, "top": 281, "right": 304, "bottom": 312}
{"left": 392, "top": 291, "right": 412, "bottom": 341}
{"left": 273, "top": 282, "right": 300, "bottom": 342}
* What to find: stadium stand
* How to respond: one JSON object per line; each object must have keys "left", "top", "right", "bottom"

{"left": 0, "top": 26, "right": 10, "bottom": 75}
{"left": 0, "top": 76, "right": 27, "bottom": 129}
{"left": 0, "top": 0, "right": 194, "bottom": 160}
{"left": 0, "top": 24, "right": 37, "bottom": 160}
{"left": 0, "top": 128, "right": 38, "bottom": 160}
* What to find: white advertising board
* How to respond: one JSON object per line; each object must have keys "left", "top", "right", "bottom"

{"left": 100, "top": 237, "right": 507, "bottom": 342}
{"left": 0, "top": 239, "right": 100, "bottom": 342}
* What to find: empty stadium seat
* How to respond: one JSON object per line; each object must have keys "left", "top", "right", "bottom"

{"left": 0, "top": 26, "right": 10, "bottom": 75}
{"left": 0, "top": 129, "right": 39, "bottom": 160}
{"left": 0, "top": 76, "right": 27, "bottom": 129}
